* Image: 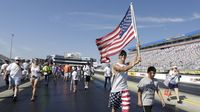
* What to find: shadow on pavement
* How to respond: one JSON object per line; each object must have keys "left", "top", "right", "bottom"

{"left": 161, "top": 104, "right": 186, "bottom": 112}
{"left": 94, "top": 74, "right": 191, "bottom": 112}
{"left": 0, "top": 75, "right": 195, "bottom": 112}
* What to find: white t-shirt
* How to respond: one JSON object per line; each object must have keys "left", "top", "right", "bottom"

{"left": 83, "top": 65, "right": 90, "bottom": 76}
{"left": 6, "top": 63, "right": 22, "bottom": 78}
{"left": 77, "top": 67, "right": 81, "bottom": 75}
{"left": 31, "top": 66, "right": 41, "bottom": 77}
{"left": 72, "top": 71, "right": 79, "bottom": 80}
{"left": 167, "top": 70, "right": 181, "bottom": 84}
{"left": 22, "top": 62, "right": 30, "bottom": 70}
{"left": 104, "top": 66, "right": 111, "bottom": 77}
{"left": 1, "top": 63, "right": 8, "bottom": 75}
{"left": 111, "top": 63, "right": 128, "bottom": 92}
{"left": 137, "top": 77, "right": 159, "bottom": 106}
{"left": 1, "top": 63, "right": 8, "bottom": 70}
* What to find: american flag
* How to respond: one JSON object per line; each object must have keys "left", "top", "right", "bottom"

{"left": 96, "top": 5, "right": 137, "bottom": 63}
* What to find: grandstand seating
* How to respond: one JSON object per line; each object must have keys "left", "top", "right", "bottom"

{"left": 0, "top": 54, "right": 9, "bottom": 65}
{"left": 129, "top": 42, "right": 200, "bottom": 71}
{"left": 128, "top": 29, "right": 200, "bottom": 71}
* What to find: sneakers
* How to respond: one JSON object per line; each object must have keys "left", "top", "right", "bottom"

{"left": 73, "top": 90, "right": 77, "bottom": 93}
{"left": 84, "top": 85, "right": 88, "bottom": 90}
{"left": 31, "top": 98, "right": 35, "bottom": 102}
{"left": 13, "top": 96, "right": 17, "bottom": 102}
{"left": 177, "top": 100, "right": 182, "bottom": 104}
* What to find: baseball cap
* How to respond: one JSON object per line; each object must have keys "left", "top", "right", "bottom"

{"left": 14, "top": 56, "right": 21, "bottom": 61}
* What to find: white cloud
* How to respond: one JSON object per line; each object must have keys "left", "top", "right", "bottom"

{"left": 138, "top": 24, "right": 164, "bottom": 29}
{"left": 55, "top": 11, "right": 200, "bottom": 30}
{"left": 137, "top": 17, "right": 185, "bottom": 23}
{"left": 138, "top": 13, "right": 200, "bottom": 24}
{"left": 191, "top": 13, "right": 200, "bottom": 20}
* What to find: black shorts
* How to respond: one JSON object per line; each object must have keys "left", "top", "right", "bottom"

{"left": 169, "top": 83, "right": 178, "bottom": 89}
{"left": 85, "top": 76, "right": 90, "bottom": 82}
{"left": 74, "top": 80, "right": 78, "bottom": 85}
{"left": 143, "top": 106, "right": 153, "bottom": 112}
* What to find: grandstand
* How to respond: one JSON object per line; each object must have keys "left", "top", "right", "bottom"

{"left": 128, "top": 29, "right": 200, "bottom": 73}
{"left": 47, "top": 54, "right": 96, "bottom": 66}
{"left": 0, "top": 54, "right": 9, "bottom": 66}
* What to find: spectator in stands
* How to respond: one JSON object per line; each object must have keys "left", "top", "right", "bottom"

{"left": 108, "top": 44, "right": 141, "bottom": 112}
{"left": 133, "top": 43, "right": 200, "bottom": 70}
{"left": 137, "top": 66, "right": 165, "bottom": 112}
{"left": 166, "top": 66, "right": 182, "bottom": 103}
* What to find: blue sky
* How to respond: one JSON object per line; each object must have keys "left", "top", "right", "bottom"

{"left": 0, "top": 0, "right": 200, "bottom": 61}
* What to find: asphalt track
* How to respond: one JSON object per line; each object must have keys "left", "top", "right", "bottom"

{"left": 0, "top": 73, "right": 199, "bottom": 112}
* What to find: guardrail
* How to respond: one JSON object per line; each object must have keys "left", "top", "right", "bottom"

{"left": 128, "top": 71, "right": 200, "bottom": 85}
{"left": 94, "top": 69, "right": 200, "bottom": 85}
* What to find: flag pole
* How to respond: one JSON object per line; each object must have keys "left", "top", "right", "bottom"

{"left": 130, "top": 2, "right": 141, "bottom": 57}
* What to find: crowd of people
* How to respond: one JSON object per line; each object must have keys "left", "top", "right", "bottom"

{"left": 0, "top": 44, "right": 184, "bottom": 112}
{"left": 0, "top": 57, "right": 95, "bottom": 102}
{"left": 130, "top": 42, "right": 200, "bottom": 71}
{"left": 104, "top": 44, "right": 182, "bottom": 112}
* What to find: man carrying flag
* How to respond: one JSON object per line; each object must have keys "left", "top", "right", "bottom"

{"left": 110, "top": 47, "right": 141, "bottom": 112}
{"left": 96, "top": 3, "right": 141, "bottom": 112}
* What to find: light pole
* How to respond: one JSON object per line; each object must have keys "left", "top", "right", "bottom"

{"left": 9, "top": 34, "right": 14, "bottom": 60}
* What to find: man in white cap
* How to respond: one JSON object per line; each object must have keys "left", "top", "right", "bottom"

{"left": 5, "top": 56, "right": 22, "bottom": 102}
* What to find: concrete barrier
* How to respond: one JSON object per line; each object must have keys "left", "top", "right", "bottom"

{"left": 129, "top": 71, "right": 200, "bottom": 85}
{"left": 94, "top": 69, "right": 200, "bottom": 85}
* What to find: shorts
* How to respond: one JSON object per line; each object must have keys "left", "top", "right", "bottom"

{"left": 64, "top": 73, "right": 69, "bottom": 77}
{"left": 143, "top": 106, "right": 153, "bottom": 112}
{"left": 74, "top": 80, "right": 78, "bottom": 85}
{"left": 169, "top": 83, "right": 178, "bottom": 89}
{"left": 85, "top": 76, "right": 90, "bottom": 82}
{"left": 108, "top": 91, "right": 122, "bottom": 110}
{"left": 9, "top": 77, "right": 21, "bottom": 86}
{"left": 108, "top": 90, "right": 130, "bottom": 111}
{"left": 31, "top": 75, "right": 40, "bottom": 80}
